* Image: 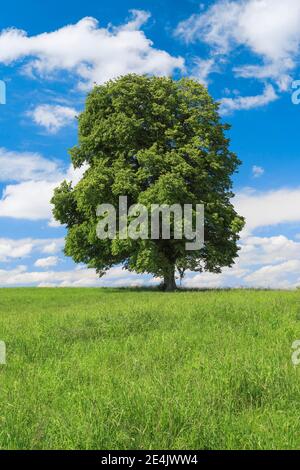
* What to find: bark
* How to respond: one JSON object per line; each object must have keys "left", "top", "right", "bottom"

{"left": 163, "top": 266, "right": 177, "bottom": 292}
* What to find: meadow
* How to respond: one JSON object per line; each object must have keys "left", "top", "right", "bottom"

{"left": 0, "top": 287, "right": 300, "bottom": 450}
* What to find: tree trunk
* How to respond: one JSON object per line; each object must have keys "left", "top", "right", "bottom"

{"left": 163, "top": 266, "right": 177, "bottom": 292}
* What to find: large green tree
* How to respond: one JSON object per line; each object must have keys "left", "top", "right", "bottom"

{"left": 52, "top": 74, "right": 245, "bottom": 291}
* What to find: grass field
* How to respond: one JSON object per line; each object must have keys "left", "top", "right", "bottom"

{"left": 1, "top": 288, "right": 300, "bottom": 450}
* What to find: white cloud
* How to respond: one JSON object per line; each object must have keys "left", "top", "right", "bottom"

{"left": 219, "top": 84, "right": 278, "bottom": 115}
{"left": 252, "top": 165, "right": 264, "bottom": 178}
{"left": 238, "top": 235, "right": 300, "bottom": 266}
{"left": 182, "top": 233, "right": 300, "bottom": 289}
{"left": 235, "top": 187, "right": 300, "bottom": 233}
{"left": 244, "top": 259, "right": 300, "bottom": 288}
{"left": 0, "top": 180, "right": 57, "bottom": 220}
{"left": 191, "top": 58, "right": 217, "bottom": 86}
{"left": 175, "top": 0, "right": 300, "bottom": 90}
{"left": 121, "top": 9, "right": 151, "bottom": 31}
{"left": 176, "top": 0, "right": 300, "bottom": 59}
{"left": 0, "top": 148, "right": 61, "bottom": 182}
{"left": 0, "top": 11, "right": 184, "bottom": 89}
{"left": 0, "top": 239, "right": 33, "bottom": 262}
{"left": 42, "top": 241, "right": 63, "bottom": 254}
{"left": 0, "top": 149, "right": 88, "bottom": 222}
{"left": 29, "top": 104, "right": 77, "bottom": 133}
{"left": 0, "top": 232, "right": 299, "bottom": 288}
{"left": 183, "top": 264, "right": 249, "bottom": 289}
{"left": 0, "top": 237, "right": 63, "bottom": 262}
{"left": 234, "top": 61, "right": 294, "bottom": 92}
{"left": 34, "top": 256, "right": 59, "bottom": 268}
{"left": 0, "top": 264, "right": 157, "bottom": 288}
{"left": 176, "top": 0, "right": 241, "bottom": 50}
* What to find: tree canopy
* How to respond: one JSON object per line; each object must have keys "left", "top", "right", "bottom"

{"left": 52, "top": 74, "right": 245, "bottom": 290}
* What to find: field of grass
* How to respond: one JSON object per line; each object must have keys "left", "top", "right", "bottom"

{"left": 0, "top": 288, "right": 300, "bottom": 450}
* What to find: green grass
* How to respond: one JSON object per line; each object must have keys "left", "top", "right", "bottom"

{"left": 1, "top": 287, "right": 300, "bottom": 450}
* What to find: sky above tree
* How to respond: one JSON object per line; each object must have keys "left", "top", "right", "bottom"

{"left": 0, "top": 0, "right": 300, "bottom": 288}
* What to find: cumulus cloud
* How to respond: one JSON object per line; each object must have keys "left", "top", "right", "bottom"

{"left": 176, "top": 0, "right": 300, "bottom": 58}
{"left": 234, "top": 62, "right": 294, "bottom": 92}
{"left": 0, "top": 237, "right": 64, "bottom": 262}
{"left": 0, "top": 239, "right": 33, "bottom": 262}
{"left": 183, "top": 265, "right": 249, "bottom": 289}
{"left": 34, "top": 256, "right": 59, "bottom": 268}
{"left": 183, "top": 234, "right": 300, "bottom": 289}
{"left": 0, "top": 264, "right": 157, "bottom": 288}
{"left": 0, "top": 149, "right": 88, "bottom": 222}
{"left": 0, "top": 11, "right": 184, "bottom": 89}
{"left": 244, "top": 260, "right": 300, "bottom": 288}
{"left": 238, "top": 235, "right": 300, "bottom": 267}
{"left": 0, "top": 169, "right": 86, "bottom": 222}
{"left": 42, "top": 241, "right": 64, "bottom": 255}
{"left": 0, "top": 228, "right": 299, "bottom": 288}
{"left": 175, "top": 0, "right": 300, "bottom": 91}
{"left": 181, "top": 186, "right": 300, "bottom": 289}
{"left": 0, "top": 233, "right": 299, "bottom": 288}
{"left": 235, "top": 187, "right": 300, "bottom": 233}
{"left": 121, "top": 9, "right": 151, "bottom": 31}
{"left": 191, "top": 58, "right": 217, "bottom": 86}
{"left": 0, "top": 180, "right": 57, "bottom": 220}
{"left": 219, "top": 84, "right": 278, "bottom": 114}
{"left": 0, "top": 148, "right": 61, "bottom": 182}
{"left": 29, "top": 104, "right": 77, "bottom": 133}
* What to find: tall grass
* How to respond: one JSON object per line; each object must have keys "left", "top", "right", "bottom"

{"left": 0, "top": 288, "right": 299, "bottom": 449}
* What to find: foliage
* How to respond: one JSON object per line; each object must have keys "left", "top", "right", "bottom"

{"left": 52, "top": 75, "right": 244, "bottom": 289}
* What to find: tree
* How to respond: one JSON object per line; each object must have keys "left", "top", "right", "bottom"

{"left": 51, "top": 74, "right": 245, "bottom": 291}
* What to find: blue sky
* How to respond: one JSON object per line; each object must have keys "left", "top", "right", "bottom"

{"left": 0, "top": 0, "right": 300, "bottom": 288}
